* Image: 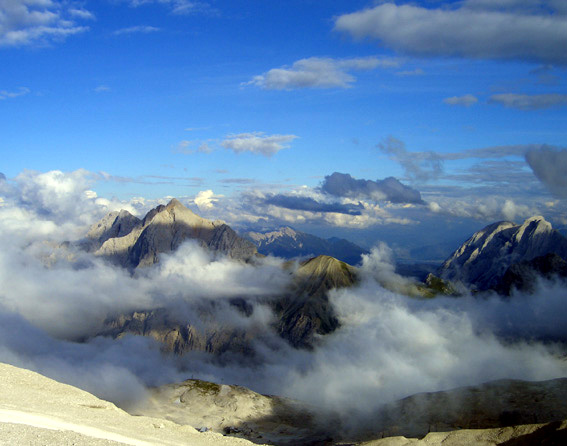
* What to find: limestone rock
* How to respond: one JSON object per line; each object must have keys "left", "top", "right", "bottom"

{"left": 86, "top": 199, "right": 257, "bottom": 268}
{"left": 438, "top": 216, "right": 567, "bottom": 291}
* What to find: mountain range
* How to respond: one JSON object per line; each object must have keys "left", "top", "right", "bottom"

{"left": 245, "top": 226, "right": 368, "bottom": 265}
{"left": 88, "top": 203, "right": 567, "bottom": 359}
{"left": 85, "top": 198, "right": 257, "bottom": 269}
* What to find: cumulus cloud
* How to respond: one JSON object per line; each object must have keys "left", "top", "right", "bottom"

{"left": 489, "top": 93, "right": 567, "bottom": 110}
{"left": 193, "top": 189, "right": 222, "bottom": 210}
{"left": 525, "top": 147, "right": 567, "bottom": 197}
{"left": 321, "top": 172, "right": 425, "bottom": 205}
{"left": 334, "top": 2, "right": 567, "bottom": 64}
{"left": 112, "top": 25, "right": 160, "bottom": 36}
{"left": 0, "top": 0, "right": 91, "bottom": 47}
{"left": 244, "top": 56, "right": 400, "bottom": 90}
{"left": 443, "top": 94, "right": 478, "bottom": 107}
{"left": 0, "top": 86, "right": 30, "bottom": 100}
{"left": 221, "top": 132, "right": 298, "bottom": 156}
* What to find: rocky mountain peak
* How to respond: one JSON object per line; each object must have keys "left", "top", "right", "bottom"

{"left": 439, "top": 215, "right": 567, "bottom": 290}
{"left": 88, "top": 198, "right": 257, "bottom": 268}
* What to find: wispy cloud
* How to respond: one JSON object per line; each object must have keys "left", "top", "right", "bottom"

{"left": 396, "top": 68, "right": 424, "bottom": 77}
{"left": 443, "top": 94, "right": 478, "bottom": 107}
{"left": 0, "top": 87, "right": 30, "bottom": 100}
{"left": 112, "top": 26, "right": 160, "bottom": 36}
{"left": 0, "top": 1, "right": 91, "bottom": 47}
{"left": 334, "top": 2, "right": 567, "bottom": 64}
{"left": 125, "top": 1, "right": 213, "bottom": 15}
{"left": 489, "top": 93, "right": 567, "bottom": 110}
{"left": 94, "top": 85, "right": 111, "bottom": 93}
{"left": 243, "top": 56, "right": 400, "bottom": 90}
{"left": 221, "top": 132, "right": 298, "bottom": 157}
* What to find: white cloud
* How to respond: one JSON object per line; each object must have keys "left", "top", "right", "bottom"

{"left": 0, "top": 0, "right": 91, "bottom": 47}
{"left": 221, "top": 132, "right": 298, "bottom": 157}
{"left": 396, "top": 68, "right": 424, "bottom": 77}
{"left": 0, "top": 86, "right": 30, "bottom": 100}
{"left": 489, "top": 93, "right": 567, "bottom": 110}
{"left": 334, "top": 2, "right": 567, "bottom": 64}
{"left": 194, "top": 189, "right": 223, "bottom": 210}
{"left": 443, "top": 94, "right": 478, "bottom": 107}
{"left": 112, "top": 25, "right": 160, "bottom": 36}
{"left": 126, "top": 0, "right": 211, "bottom": 15}
{"left": 244, "top": 56, "right": 400, "bottom": 90}
{"left": 94, "top": 85, "right": 111, "bottom": 93}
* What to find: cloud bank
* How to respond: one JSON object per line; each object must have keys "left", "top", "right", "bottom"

{"left": 321, "top": 172, "right": 425, "bottom": 204}
{"left": 525, "top": 147, "right": 567, "bottom": 198}
{"left": 1, "top": 169, "right": 567, "bottom": 433}
{"left": 334, "top": 1, "right": 567, "bottom": 64}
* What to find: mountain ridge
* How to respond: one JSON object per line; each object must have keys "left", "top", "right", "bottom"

{"left": 86, "top": 199, "right": 258, "bottom": 268}
{"left": 438, "top": 215, "right": 567, "bottom": 291}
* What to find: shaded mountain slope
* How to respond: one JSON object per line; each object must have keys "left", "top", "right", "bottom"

{"left": 246, "top": 226, "right": 368, "bottom": 265}
{"left": 272, "top": 255, "right": 357, "bottom": 349}
{"left": 100, "top": 255, "right": 358, "bottom": 353}
{"left": 438, "top": 216, "right": 567, "bottom": 291}
{"left": 493, "top": 253, "right": 567, "bottom": 296}
{"left": 373, "top": 378, "right": 567, "bottom": 439}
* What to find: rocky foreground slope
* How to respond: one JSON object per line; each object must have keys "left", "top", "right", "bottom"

{"left": 0, "top": 362, "right": 264, "bottom": 446}
{"left": 5, "top": 361, "right": 565, "bottom": 446}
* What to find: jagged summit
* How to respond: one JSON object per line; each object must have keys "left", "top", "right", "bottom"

{"left": 87, "top": 199, "right": 257, "bottom": 268}
{"left": 439, "top": 215, "right": 567, "bottom": 290}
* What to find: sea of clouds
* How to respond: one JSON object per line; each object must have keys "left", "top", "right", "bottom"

{"left": 1, "top": 169, "right": 566, "bottom": 430}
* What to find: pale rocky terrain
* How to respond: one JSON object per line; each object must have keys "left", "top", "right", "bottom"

{"left": 133, "top": 379, "right": 335, "bottom": 445}
{"left": 0, "top": 362, "right": 265, "bottom": 446}
{"left": 85, "top": 198, "right": 257, "bottom": 268}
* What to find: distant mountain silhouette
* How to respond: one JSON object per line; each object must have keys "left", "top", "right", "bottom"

{"left": 245, "top": 226, "right": 368, "bottom": 265}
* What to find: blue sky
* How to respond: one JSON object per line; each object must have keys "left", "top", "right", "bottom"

{"left": 2, "top": 0, "right": 567, "bottom": 254}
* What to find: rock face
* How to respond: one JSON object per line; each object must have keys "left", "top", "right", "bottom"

{"left": 246, "top": 226, "right": 368, "bottom": 265}
{"left": 86, "top": 199, "right": 258, "bottom": 268}
{"left": 438, "top": 216, "right": 567, "bottom": 291}
{"left": 100, "top": 307, "right": 256, "bottom": 356}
